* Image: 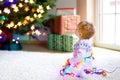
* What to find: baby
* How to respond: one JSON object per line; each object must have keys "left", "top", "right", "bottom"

{"left": 60, "top": 21, "right": 95, "bottom": 78}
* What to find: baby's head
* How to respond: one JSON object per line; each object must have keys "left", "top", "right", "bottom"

{"left": 75, "top": 21, "right": 95, "bottom": 39}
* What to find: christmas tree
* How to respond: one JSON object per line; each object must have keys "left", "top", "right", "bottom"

{"left": 0, "top": 0, "right": 56, "bottom": 33}
{"left": 0, "top": 0, "right": 56, "bottom": 50}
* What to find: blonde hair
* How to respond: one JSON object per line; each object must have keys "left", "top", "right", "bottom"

{"left": 77, "top": 21, "right": 95, "bottom": 39}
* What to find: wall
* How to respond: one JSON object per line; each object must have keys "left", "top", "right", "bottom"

{"left": 77, "top": 0, "right": 87, "bottom": 21}
{"left": 50, "top": 0, "right": 94, "bottom": 23}
{"left": 77, "top": 0, "right": 94, "bottom": 23}
{"left": 49, "top": 0, "right": 77, "bottom": 14}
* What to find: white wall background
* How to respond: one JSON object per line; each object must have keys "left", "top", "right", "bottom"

{"left": 49, "top": 0, "right": 77, "bottom": 14}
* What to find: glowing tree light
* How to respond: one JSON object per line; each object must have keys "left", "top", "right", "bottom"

{"left": 0, "top": 29, "right": 2, "bottom": 34}
{"left": 9, "top": 0, "right": 14, "bottom": 2}
{"left": 0, "top": 0, "right": 57, "bottom": 46}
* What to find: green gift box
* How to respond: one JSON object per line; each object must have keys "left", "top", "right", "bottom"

{"left": 48, "top": 34, "right": 78, "bottom": 52}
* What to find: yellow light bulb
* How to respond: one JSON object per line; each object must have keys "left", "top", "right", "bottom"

{"left": 26, "top": 32, "right": 30, "bottom": 35}
{"left": 10, "top": 21, "right": 14, "bottom": 27}
{"left": 24, "top": 0, "right": 29, "bottom": 3}
{"left": 46, "top": 5, "right": 51, "bottom": 10}
{"left": 18, "top": 3, "right": 23, "bottom": 8}
{"left": 38, "top": 14, "right": 42, "bottom": 18}
{"left": 31, "top": 8, "right": 35, "bottom": 13}
{"left": 3, "top": 8, "right": 10, "bottom": 14}
{"left": 14, "top": 7, "right": 19, "bottom": 12}
{"left": 34, "top": 13, "right": 37, "bottom": 18}
{"left": 17, "top": 22, "right": 22, "bottom": 26}
{"left": 7, "top": 24, "right": 11, "bottom": 29}
{"left": 0, "top": 20, "right": 4, "bottom": 24}
{"left": 11, "top": 4, "right": 17, "bottom": 9}
{"left": 30, "top": 25, "right": 35, "bottom": 30}
{"left": 37, "top": 8, "right": 40, "bottom": 13}
{"left": 40, "top": 10, "right": 44, "bottom": 14}
{"left": 35, "top": 30, "right": 41, "bottom": 36}
{"left": 38, "top": 5, "right": 43, "bottom": 9}
{"left": 32, "top": 31, "right": 35, "bottom": 35}
{"left": 24, "top": 6, "right": 29, "bottom": 12}
{"left": 30, "top": 18, "right": 34, "bottom": 22}
{"left": 0, "top": 0, "right": 3, "bottom": 2}
{"left": 23, "top": 20, "right": 28, "bottom": 25}
{"left": 14, "top": 25, "right": 17, "bottom": 29}
{"left": 30, "top": 0, "right": 34, "bottom": 4}
{"left": 25, "top": 16, "right": 30, "bottom": 20}
{"left": 0, "top": 29, "right": 2, "bottom": 34}
{"left": 0, "top": 10, "right": 2, "bottom": 14}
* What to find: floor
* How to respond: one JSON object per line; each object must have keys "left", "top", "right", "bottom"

{"left": 0, "top": 44, "right": 120, "bottom": 80}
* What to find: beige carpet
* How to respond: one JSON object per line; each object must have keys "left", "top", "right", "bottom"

{"left": 0, "top": 44, "right": 120, "bottom": 80}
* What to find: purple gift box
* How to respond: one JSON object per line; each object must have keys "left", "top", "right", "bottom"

{"left": 0, "top": 35, "right": 6, "bottom": 42}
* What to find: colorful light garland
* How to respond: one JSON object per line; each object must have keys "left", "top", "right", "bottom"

{"left": 60, "top": 54, "right": 107, "bottom": 79}
{"left": 12, "top": 36, "right": 20, "bottom": 44}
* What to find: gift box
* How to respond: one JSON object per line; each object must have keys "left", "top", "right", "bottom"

{"left": 56, "top": 8, "right": 76, "bottom": 15}
{"left": 0, "top": 35, "right": 6, "bottom": 42}
{"left": 51, "top": 15, "right": 80, "bottom": 35}
{"left": 48, "top": 34, "right": 78, "bottom": 52}
{"left": 10, "top": 43, "right": 22, "bottom": 50}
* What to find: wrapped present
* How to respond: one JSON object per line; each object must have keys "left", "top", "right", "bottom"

{"left": 48, "top": 34, "right": 54, "bottom": 50}
{"left": 62, "top": 35, "right": 73, "bottom": 51}
{"left": 10, "top": 43, "right": 22, "bottom": 50}
{"left": 56, "top": 8, "right": 76, "bottom": 15}
{"left": 31, "top": 27, "right": 50, "bottom": 41}
{"left": 48, "top": 34, "right": 78, "bottom": 52}
{"left": 52, "top": 15, "right": 80, "bottom": 35}
{"left": 0, "top": 35, "right": 6, "bottom": 43}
